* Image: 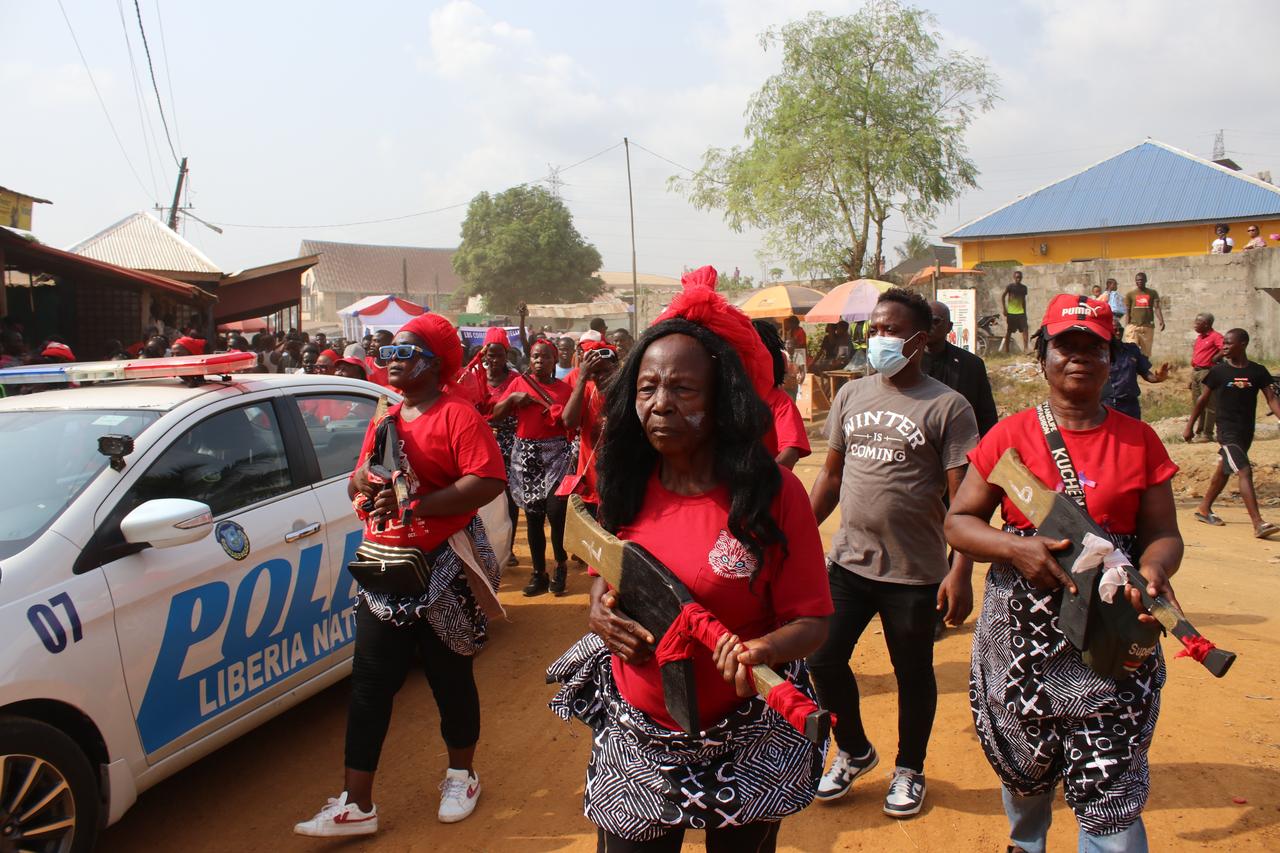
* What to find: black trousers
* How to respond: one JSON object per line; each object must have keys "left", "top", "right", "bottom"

{"left": 344, "top": 600, "right": 480, "bottom": 772}
{"left": 525, "top": 494, "right": 567, "bottom": 573}
{"left": 806, "top": 565, "right": 939, "bottom": 772}
{"left": 597, "top": 821, "right": 779, "bottom": 853}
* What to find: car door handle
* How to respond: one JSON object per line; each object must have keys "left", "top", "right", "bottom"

{"left": 284, "top": 522, "right": 323, "bottom": 543}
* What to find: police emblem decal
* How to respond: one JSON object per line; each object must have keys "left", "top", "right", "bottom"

{"left": 215, "top": 520, "right": 251, "bottom": 561}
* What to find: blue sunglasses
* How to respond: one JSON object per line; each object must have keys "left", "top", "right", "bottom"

{"left": 377, "top": 344, "right": 435, "bottom": 363}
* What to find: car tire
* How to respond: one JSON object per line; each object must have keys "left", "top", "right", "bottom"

{"left": 0, "top": 716, "right": 100, "bottom": 853}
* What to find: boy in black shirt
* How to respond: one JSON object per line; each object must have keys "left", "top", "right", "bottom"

{"left": 1184, "top": 328, "right": 1280, "bottom": 537}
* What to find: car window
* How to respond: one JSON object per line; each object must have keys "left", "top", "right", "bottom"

{"left": 127, "top": 403, "right": 294, "bottom": 516}
{"left": 296, "top": 394, "right": 378, "bottom": 480}
{"left": 0, "top": 409, "right": 160, "bottom": 560}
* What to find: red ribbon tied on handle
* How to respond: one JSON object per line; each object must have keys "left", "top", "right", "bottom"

{"left": 1175, "top": 634, "right": 1217, "bottom": 663}
{"left": 652, "top": 600, "right": 833, "bottom": 735}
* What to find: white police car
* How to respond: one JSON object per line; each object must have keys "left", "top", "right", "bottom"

{"left": 0, "top": 354, "right": 391, "bottom": 852}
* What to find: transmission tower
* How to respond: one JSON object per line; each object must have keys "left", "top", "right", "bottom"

{"left": 1212, "top": 129, "right": 1225, "bottom": 160}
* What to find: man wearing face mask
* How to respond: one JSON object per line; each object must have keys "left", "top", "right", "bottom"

{"left": 807, "top": 288, "right": 979, "bottom": 819}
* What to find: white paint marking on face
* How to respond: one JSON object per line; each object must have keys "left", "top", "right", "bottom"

{"left": 406, "top": 358, "right": 428, "bottom": 379}
{"left": 685, "top": 412, "right": 705, "bottom": 429}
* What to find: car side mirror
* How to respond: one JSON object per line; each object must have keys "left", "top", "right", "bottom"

{"left": 120, "top": 499, "right": 214, "bottom": 548}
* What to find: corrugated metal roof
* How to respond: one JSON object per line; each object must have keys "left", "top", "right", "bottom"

{"left": 299, "top": 239, "right": 461, "bottom": 295}
{"left": 947, "top": 140, "right": 1280, "bottom": 240}
{"left": 68, "top": 212, "right": 221, "bottom": 273}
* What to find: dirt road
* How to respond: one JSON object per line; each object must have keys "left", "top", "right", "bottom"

{"left": 100, "top": 446, "right": 1280, "bottom": 851}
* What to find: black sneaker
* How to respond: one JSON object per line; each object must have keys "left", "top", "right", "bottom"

{"left": 549, "top": 563, "right": 568, "bottom": 597}
{"left": 522, "top": 572, "right": 549, "bottom": 597}
{"left": 883, "top": 767, "right": 926, "bottom": 818}
{"left": 816, "top": 745, "right": 878, "bottom": 801}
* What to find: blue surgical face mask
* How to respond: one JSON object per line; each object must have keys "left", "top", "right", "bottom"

{"left": 867, "top": 332, "right": 921, "bottom": 378}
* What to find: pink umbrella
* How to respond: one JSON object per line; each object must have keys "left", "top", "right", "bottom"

{"left": 804, "top": 279, "right": 895, "bottom": 323}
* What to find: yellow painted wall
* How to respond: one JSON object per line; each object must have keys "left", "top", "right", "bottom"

{"left": 0, "top": 190, "right": 37, "bottom": 230}
{"left": 957, "top": 219, "right": 1280, "bottom": 268}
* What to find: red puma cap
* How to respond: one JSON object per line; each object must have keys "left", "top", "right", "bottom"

{"left": 1041, "top": 294, "right": 1112, "bottom": 340}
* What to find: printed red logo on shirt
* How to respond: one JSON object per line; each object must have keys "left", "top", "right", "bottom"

{"left": 708, "top": 529, "right": 757, "bottom": 580}
{"left": 1134, "top": 294, "right": 1152, "bottom": 307}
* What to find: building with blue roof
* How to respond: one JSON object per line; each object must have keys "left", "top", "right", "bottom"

{"left": 945, "top": 140, "right": 1280, "bottom": 268}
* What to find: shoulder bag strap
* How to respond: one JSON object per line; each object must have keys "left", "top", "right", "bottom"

{"left": 1035, "top": 401, "right": 1088, "bottom": 512}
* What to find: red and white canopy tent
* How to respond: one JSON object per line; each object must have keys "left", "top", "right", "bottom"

{"left": 338, "top": 294, "right": 426, "bottom": 340}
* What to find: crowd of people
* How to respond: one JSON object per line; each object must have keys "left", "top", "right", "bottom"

{"left": 4, "top": 265, "right": 1275, "bottom": 852}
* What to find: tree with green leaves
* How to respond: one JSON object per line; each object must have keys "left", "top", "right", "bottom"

{"left": 453, "top": 184, "right": 603, "bottom": 313}
{"left": 895, "top": 233, "right": 933, "bottom": 264}
{"left": 673, "top": 1, "right": 996, "bottom": 281}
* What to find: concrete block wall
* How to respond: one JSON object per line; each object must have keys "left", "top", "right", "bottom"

{"left": 959, "top": 250, "right": 1280, "bottom": 363}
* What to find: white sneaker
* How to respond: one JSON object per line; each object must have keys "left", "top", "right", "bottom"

{"left": 438, "top": 768, "right": 481, "bottom": 823}
{"left": 816, "top": 745, "right": 879, "bottom": 801}
{"left": 883, "top": 766, "right": 927, "bottom": 818}
{"left": 293, "top": 791, "right": 378, "bottom": 837}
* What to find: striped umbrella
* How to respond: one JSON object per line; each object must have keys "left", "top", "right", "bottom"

{"left": 736, "top": 285, "right": 827, "bottom": 319}
{"left": 803, "top": 279, "right": 895, "bottom": 323}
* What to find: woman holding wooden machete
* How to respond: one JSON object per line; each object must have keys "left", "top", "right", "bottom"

{"left": 945, "top": 294, "right": 1183, "bottom": 853}
{"left": 548, "top": 266, "right": 833, "bottom": 852}
{"left": 294, "top": 313, "right": 507, "bottom": 837}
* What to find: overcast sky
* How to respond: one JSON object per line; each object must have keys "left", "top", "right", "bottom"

{"left": 5, "top": 0, "right": 1279, "bottom": 281}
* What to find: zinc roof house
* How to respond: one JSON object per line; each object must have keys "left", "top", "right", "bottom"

{"left": 298, "top": 239, "right": 462, "bottom": 325}
{"left": 946, "top": 140, "right": 1280, "bottom": 267}
{"left": 69, "top": 212, "right": 222, "bottom": 284}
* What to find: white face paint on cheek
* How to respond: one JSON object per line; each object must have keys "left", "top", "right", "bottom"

{"left": 685, "top": 412, "right": 705, "bottom": 429}
{"left": 406, "top": 359, "right": 428, "bottom": 379}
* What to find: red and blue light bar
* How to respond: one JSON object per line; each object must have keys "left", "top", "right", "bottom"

{"left": 0, "top": 351, "right": 257, "bottom": 385}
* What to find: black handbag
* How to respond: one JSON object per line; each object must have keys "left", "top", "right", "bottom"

{"left": 347, "top": 540, "right": 432, "bottom": 597}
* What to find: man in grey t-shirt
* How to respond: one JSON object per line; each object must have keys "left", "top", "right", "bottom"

{"left": 807, "top": 288, "right": 979, "bottom": 818}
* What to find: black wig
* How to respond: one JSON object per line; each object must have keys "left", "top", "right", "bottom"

{"left": 752, "top": 319, "right": 787, "bottom": 387}
{"left": 596, "top": 318, "right": 786, "bottom": 571}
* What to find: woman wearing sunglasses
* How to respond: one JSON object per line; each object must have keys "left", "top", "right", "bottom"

{"left": 295, "top": 314, "right": 507, "bottom": 837}
{"left": 492, "top": 337, "right": 576, "bottom": 596}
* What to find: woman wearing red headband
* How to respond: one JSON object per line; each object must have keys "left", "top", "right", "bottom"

{"left": 294, "top": 313, "right": 506, "bottom": 837}
{"left": 492, "top": 336, "right": 575, "bottom": 595}
{"left": 549, "top": 267, "right": 832, "bottom": 851}
{"left": 459, "top": 327, "right": 522, "bottom": 564}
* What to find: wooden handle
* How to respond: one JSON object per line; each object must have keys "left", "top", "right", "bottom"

{"left": 987, "top": 448, "right": 1056, "bottom": 528}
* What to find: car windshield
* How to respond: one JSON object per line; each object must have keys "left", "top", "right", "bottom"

{"left": 0, "top": 409, "right": 159, "bottom": 560}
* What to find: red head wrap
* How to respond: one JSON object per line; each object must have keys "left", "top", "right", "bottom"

{"left": 463, "top": 326, "right": 513, "bottom": 373}
{"left": 654, "top": 265, "right": 774, "bottom": 399}
{"left": 319, "top": 348, "right": 339, "bottom": 362}
{"left": 398, "top": 313, "right": 462, "bottom": 387}
{"left": 41, "top": 341, "right": 75, "bottom": 361}
{"left": 173, "top": 336, "right": 206, "bottom": 355}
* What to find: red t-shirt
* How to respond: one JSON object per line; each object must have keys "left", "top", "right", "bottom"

{"left": 1192, "top": 330, "right": 1224, "bottom": 369}
{"left": 499, "top": 374, "right": 572, "bottom": 439}
{"left": 762, "top": 385, "right": 812, "bottom": 459}
{"left": 456, "top": 367, "right": 519, "bottom": 416}
{"left": 355, "top": 392, "right": 506, "bottom": 551}
{"left": 300, "top": 397, "right": 357, "bottom": 423}
{"left": 967, "top": 407, "right": 1177, "bottom": 535}
{"left": 363, "top": 356, "right": 390, "bottom": 388}
{"left": 610, "top": 468, "right": 833, "bottom": 730}
{"left": 573, "top": 380, "right": 607, "bottom": 504}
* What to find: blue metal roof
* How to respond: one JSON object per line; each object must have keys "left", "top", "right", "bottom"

{"left": 947, "top": 141, "right": 1280, "bottom": 240}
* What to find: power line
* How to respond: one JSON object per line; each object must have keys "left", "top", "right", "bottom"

{"left": 211, "top": 141, "right": 625, "bottom": 230}
{"left": 133, "top": 0, "right": 180, "bottom": 165}
{"left": 56, "top": 0, "right": 154, "bottom": 200}
{"left": 154, "top": 0, "right": 183, "bottom": 153}
{"left": 628, "top": 140, "right": 698, "bottom": 174}
{"left": 116, "top": 0, "right": 161, "bottom": 199}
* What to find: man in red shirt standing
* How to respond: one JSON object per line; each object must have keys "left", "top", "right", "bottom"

{"left": 1189, "top": 312, "right": 1224, "bottom": 442}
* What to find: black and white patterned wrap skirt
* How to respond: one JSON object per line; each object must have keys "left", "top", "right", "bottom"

{"left": 970, "top": 527, "right": 1164, "bottom": 835}
{"left": 492, "top": 417, "right": 517, "bottom": 467}
{"left": 358, "top": 516, "right": 499, "bottom": 657}
{"left": 547, "top": 633, "right": 825, "bottom": 842}
{"left": 509, "top": 434, "right": 574, "bottom": 514}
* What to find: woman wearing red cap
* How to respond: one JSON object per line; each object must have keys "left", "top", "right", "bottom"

{"left": 548, "top": 268, "right": 832, "bottom": 851}
{"left": 458, "top": 327, "right": 522, "bottom": 564}
{"left": 946, "top": 294, "right": 1183, "bottom": 852}
{"left": 492, "top": 337, "right": 575, "bottom": 596}
{"left": 294, "top": 314, "right": 507, "bottom": 838}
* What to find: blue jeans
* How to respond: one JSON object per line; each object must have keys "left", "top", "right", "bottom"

{"left": 1002, "top": 785, "right": 1148, "bottom": 853}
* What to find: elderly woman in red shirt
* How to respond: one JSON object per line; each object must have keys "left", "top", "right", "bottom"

{"left": 549, "top": 268, "right": 832, "bottom": 853}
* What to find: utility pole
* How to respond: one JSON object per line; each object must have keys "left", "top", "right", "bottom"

{"left": 402, "top": 257, "right": 409, "bottom": 296}
{"left": 624, "top": 137, "right": 638, "bottom": 336}
{"left": 167, "top": 156, "right": 188, "bottom": 231}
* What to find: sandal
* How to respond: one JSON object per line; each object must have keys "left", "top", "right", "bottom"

{"left": 1195, "top": 511, "right": 1226, "bottom": 526}
{"left": 1255, "top": 522, "right": 1280, "bottom": 540}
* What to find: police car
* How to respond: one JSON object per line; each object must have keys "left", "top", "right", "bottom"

{"left": 0, "top": 353, "right": 393, "bottom": 852}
